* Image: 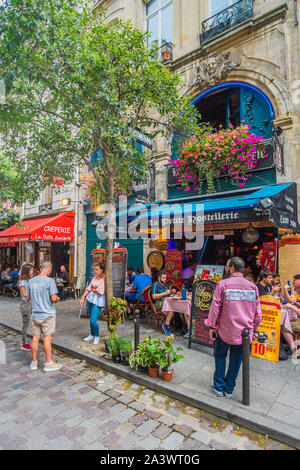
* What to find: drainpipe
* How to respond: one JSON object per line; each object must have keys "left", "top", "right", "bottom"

{"left": 295, "top": 0, "right": 298, "bottom": 26}
{"left": 74, "top": 167, "right": 79, "bottom": 279}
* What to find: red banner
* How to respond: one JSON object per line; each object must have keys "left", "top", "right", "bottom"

{"left": 261, "top": 241, "right": 277, "bottom": 273}
{"left": 165, "top": 249, "right": 182, "bottom": 289}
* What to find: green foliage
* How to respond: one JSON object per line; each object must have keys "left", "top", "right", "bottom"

{"left": 129, "top": 336, "right": 184, "bottom": 371}
{"left": 105, "top": 332, "right": 120, "bottom": 357}
{"left": 0, "top": 0, "right": 199, "bottom": 204}
{"left": 104, "top": 297, "right": 127, "bottom": 333}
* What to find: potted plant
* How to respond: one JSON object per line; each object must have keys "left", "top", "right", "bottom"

{"left": 106, "top": 332, "right": 121, "bottom": 363}
{"left": 117, "top": 336, "right": 132, "bottom": 366}
{"left": 143, "top": 337, "right": 161, "bottom": 378}
{"left": 129, "top": 345, "right": 148, "bottom": 371}
{"left": 158, "top": 336, "right": 184, "bottom": 381}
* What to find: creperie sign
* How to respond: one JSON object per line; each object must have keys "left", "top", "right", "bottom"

{"left": 44, "top": 225, "right": 71, "bottom": 234}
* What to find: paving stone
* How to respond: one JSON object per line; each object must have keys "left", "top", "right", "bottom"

{"left": 160, "top": 432, "right": 185, "bottom": 450}
{"left": 129, "top": 413, "right": 148, "bottom": 426}
{"left": 100, "top": 420, "right": 118, "bottom": 434}
{"left": 100, "top": 431, "right": 120, "bottom": 447}
{"left": 117, "top": 395, "right": 134, "bottom": 405}
{"left": 191, "top": 431, "right": 213, "bottom": 447}
{"left": 135, "top": 419, "right": 159, "bottom": 436}
{"left": 210, "top": 439, "right": 234, "bottom": 450}
{"left": 82, "top": 429, "right": 103, "bottom": 444}
{"left": 45, "top": 425, "right": 68, "bottom": 440}
{"left": 174, "top": 424, "right": 194, "bottom": 436}
{"left": 153, "top": 424, "right": 172, "bottom": 440}
{"left": 81, "top": 417, "right": 100, "bottom": 430}
{"left": 181, "top": 438, "right": 199, "bottom": 450}
{"left": 44, "top": 436, "right": 70, "bottom": 450}
{"left": 166, "top": 407, "right": 183, "bottom": 418}
{"left": 115, "top": 408, "right": 137, "bottom": 424}
{"left": 115, "top": 423, "right": 135, "bottom": 437}
{"left": 109, "top": 403, "right": 127, "bottom": 415}
{"left": 119, "top": 433, "right": 140, "bottom": 448}
{"left": 65, "top": 426, "right": 86, "bottom": 440}
{"left": 140, "top": 436, "right": 161, "bottom": 450}
{"left": 129, "top": 401, "right": 147, "bottom": 412}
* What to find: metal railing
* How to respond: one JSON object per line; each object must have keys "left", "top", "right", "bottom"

{"left": 200, "top": 0, "right": 254, "bottom": 43}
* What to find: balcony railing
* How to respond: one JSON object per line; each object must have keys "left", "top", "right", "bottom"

{"left": 200, "top": 0, "right": 254, "bottom": 43}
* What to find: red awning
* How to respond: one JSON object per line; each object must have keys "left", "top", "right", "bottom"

{"left": 0, "top": 212, "right": 75, "bottom": 243}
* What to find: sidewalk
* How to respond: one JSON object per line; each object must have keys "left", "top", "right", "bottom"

{"left": 1, "top": 297, "right": 300, "bottom": 448}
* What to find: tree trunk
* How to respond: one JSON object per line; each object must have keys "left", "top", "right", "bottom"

{"left": 105, "top": 174, "right": 116, "bottom": 311}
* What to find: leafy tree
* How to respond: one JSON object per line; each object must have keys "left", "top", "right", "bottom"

{"left": 0, "top": 0, "right": 199, "bottom": 305}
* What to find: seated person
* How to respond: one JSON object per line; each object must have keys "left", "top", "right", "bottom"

{"left": 152, "top": 270, "right": 173, "bottom": 336}
{"left": 256, "top": 271, "right": 281, "bottom": 297}
{"left": 126, "top": 266, "right": 137, "bottom": 287}
{"left": 125, "top": 267, "right": 152, "bottom": 311}
{"left": 8, "top": 265, "right": 19, "bottom": 296}
{"left": 56, "top": 265, "right": 69, "bottom": 300}
{"left": 283, "top": 274, "right": 300, "bottom": 306}
{"left": 243, "top": 264, "right": 255, "bottom": 283}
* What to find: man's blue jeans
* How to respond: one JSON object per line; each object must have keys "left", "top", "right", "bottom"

{"left": 87, "top": 301, "right": 101, "bottom": 338}
{"left": 213, "top": 336, "right": 243, "bottom": 395}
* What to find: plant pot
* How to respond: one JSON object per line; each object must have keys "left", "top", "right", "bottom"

{"left": 104, "top": 340, "right": 110, "bottom": 354}
{"left": 112, "top": 355, "right": 120, "bottom": 363}
{"left": 148, "top": 366, "right": 159, "bottom": 378}
{"left": 121, "top": 360, "right": 129, "bottom": 366}
{"left": 162, "top": 49, "right": 171, "bottom": 62}
{"left": 161, "top": 369, "right": 173, "bottom": 382}
{"left": 138, "top": 365, "right": 148, "bottom": 372}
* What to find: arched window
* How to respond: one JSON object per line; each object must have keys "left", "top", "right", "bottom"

{"left": 192, "top": 82, "right": 275, "bottom": 139}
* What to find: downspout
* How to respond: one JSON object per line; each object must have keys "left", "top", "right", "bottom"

{"left": 74, "top": 167, "right": 79, "bottom": 279}
{"left": 295, "top": 0, "right": 298, "bottom": 26}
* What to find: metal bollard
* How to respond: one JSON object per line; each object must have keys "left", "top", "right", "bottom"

{"left": 134, "top": 309, "right": 140, "bottom": 351}
{"left": 242, "top": 328, "right": 250, "bottom": 406}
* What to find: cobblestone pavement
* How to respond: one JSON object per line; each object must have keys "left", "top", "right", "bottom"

{"left": 0, "top": 326, "right": 294, "bottom": 451}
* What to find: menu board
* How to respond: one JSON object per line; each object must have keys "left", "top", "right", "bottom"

{"left": 188, "top": 279, "right": 216, "bottom": 349}
{"left": 112, "top": 248, "right": 128, "bottom": 299}
{"left": 194, "top": 265, "right": 224, "bottom": 283}
{"left": 261, "top": 241, "right": 277, "bottom": 273}
{"left": 89, "top": 248, "right": 127, "bottom": 299}
{"left": 165, "top": 249, "right": 182, "bottom": 289}
{"left": 251, "top": 295, "right": 281, "bottom": 362}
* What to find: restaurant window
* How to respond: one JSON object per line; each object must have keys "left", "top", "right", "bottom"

{"left": 145, "top": 0, "right": 173, "bottom": 48}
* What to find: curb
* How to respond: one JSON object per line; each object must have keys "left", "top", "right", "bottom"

{"left": 1, "top": 320, "right": 299, "bottom": 448}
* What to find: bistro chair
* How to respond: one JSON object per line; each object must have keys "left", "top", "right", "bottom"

{"left": 147, "top": 290, "right": 165, "bottom": 333}
{"left": 67, "top": 276, "right": 77, "bottom": 299}
{"left": 134, "top": 285, "right": 152, "bottom": 318}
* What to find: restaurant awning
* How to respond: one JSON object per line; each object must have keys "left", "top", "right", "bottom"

{"left": 0, "top": 212, "right": 75, "bottom": 244}
{"left": 132, "top": 183, "right": 300, "bottom": 231}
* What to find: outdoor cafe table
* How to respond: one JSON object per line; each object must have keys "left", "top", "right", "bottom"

{"left": 162, "top": 297, "right": 192, "bottom": 316}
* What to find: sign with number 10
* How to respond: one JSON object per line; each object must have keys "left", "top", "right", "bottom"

{"left": 251, "top": 295, "right": 281, "bottom": 362}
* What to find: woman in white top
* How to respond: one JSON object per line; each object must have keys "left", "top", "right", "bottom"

{"left": 80, "top": 263, "right": 105, "bottom": 345}
{"left": 18, "top": 263, "right": 34, "bottom": 351}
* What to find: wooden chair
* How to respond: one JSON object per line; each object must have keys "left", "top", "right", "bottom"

{"left": 134, "top": 285, "right": 152, "bottom": 317}
{"left": 146, "top": 289, "right": 165, "bottom": 333}
{"left": 67, "top": 276, "right": 77, "bottom": 299}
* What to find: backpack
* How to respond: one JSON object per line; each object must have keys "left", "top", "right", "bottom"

{"left": 279, "top": 344, "right": 289, "bottom": 361}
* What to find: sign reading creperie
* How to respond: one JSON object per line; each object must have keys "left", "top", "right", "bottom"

{"left": 33, "top": 222, "right": 73, "bottom": 241}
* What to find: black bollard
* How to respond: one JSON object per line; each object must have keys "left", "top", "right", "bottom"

{"left": 242, "top": 328, "right": 250, "bottom": 406}
{"left": 134, "top": 309, "right": 140, "bottom": 351}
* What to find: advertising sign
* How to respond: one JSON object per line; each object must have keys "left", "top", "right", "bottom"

{"left": 251, "top": 295, "right": 281, "bottom": 362}
{"left": 165, "top": 249, "right": 183, "bottom": 289}
{"left": 194, "top": 265, "right": 224, "bottom": 283}
{"left": 89, "top": 248, "right": 127, "bottom": 299}
{"left": 188, "top": 279, "right": 216, "bottom": 349}
{"left": 261, "top": 241, "right": 277, "bottom": 273}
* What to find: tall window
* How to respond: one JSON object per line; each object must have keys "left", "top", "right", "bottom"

{"left": 145, "top": 0, "right": 173, "bottom": 48}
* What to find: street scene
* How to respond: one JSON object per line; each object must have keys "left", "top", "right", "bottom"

{"left": 1, "top": 0, "right": 300, "bottom": 454}
{"left": 0, "top": 323, "right": 293, "bottom": 451}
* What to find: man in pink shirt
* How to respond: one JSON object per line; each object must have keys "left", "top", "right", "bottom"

{"left": 205, "top": 257, "right": 261, "bottom": 399}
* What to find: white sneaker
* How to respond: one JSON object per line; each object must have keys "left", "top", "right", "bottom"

{"left": 30, "top": 361, "right": 38, "bottom": 371}
{"left": 44, "top": 361, "right": 62, "bottom": 372}
{"left": 93, "top": 337, "right": 100, "bottom": 345}
{"left": 83, "top": 335, "right": 94, "bottom": 342}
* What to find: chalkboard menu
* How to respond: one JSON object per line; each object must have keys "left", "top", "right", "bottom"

{"left": 89, "top": 248, "right": 127, "bottom": 299}
{"left": 188, "top": 279, "right": 216, "bottom": 349}
{"left": 111, "top": 248, "right": 127, "bottom": 299}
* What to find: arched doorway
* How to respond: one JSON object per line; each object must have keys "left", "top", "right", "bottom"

{"left": 192, "top": 82, "right": 275, "bottom": 139}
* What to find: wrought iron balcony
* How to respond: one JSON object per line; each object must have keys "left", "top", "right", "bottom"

{"left": 200, "top": 0, "right": 254, "bottom": 44}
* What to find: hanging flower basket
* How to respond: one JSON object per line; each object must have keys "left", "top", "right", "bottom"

{"left": 169, "top": 124, "right": 268, "bottom": 194}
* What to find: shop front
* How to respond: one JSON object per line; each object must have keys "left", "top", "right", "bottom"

{"left": 140, "top": 182, "right": 300, "bottom": 286}
{"left": 0, "top": 211, "right": 75, "bottom": 277}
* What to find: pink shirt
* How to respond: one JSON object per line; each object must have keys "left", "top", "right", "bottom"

{"left": 87, "top": 276, "right": 105, "bottom": 296}
{"left": 204, "top": 273, "right": 262, "bottom": 345}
